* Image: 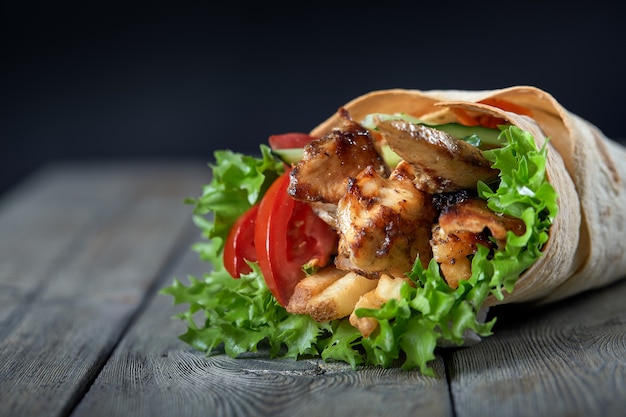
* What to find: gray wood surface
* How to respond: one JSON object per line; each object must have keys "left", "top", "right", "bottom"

{"left": 450, "top": 278, "right": 626, "bottom": 416}
{"left": 1, "top": 161, "right": 625, "bottom": 417}
{"left": 0, "top": 161, "right": 207, "bottom": 417}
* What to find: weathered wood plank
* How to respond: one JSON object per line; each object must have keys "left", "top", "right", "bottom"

{"left": 449, "top": 278, "right": 626, "bottom": 417}
{"left": 0, "top": 160, "right": 207, "bottom": 417}
{"left": 72, "top": 238, "right": 454, "bottom": 417}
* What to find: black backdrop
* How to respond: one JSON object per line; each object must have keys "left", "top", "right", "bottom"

{"left": 3, "top": 3, "right": 625, "bottom": 197}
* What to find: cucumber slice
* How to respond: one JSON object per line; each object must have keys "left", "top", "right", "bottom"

{"left": 380, "top": 144, "right": 402, "bottom": 168}
{"left": 434, "top": 123, "right": 503, "bottom": 147}
{"left": 272, "top": 148, "right": 303, "bottom": 164}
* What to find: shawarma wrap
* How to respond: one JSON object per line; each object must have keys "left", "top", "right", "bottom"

{"left": 310, "top": 86, "right": 626, "bottom": 307}
{"left": 162, "top": 86, "right": 626, "bottom": 374}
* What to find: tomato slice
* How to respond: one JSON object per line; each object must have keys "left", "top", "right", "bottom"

{"left": 254, "top": 171, "right": 338, "bottom": 306}
{"left": 268, "top": 133, "right": 316, "bottom": 150}
{"left": 223, "top": 204, "right": 259, "bottom": 278}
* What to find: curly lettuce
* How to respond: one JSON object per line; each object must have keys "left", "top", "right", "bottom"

{"left": 161, "top": 125, "right": 558, "bottom": 376}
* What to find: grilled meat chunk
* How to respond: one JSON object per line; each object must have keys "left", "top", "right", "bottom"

{"left": 335, "top": 165, "right": 436, "bottom": 278}
{"left": 431, "top": 197, "right": 526, "bottom": 288}
{"left": 430, "top": 225, "right": 493, "bottom": 289}
{"left": 288, "top": 116, "right": 389, "bottom": 206}
{"left": 438, "top": 197, "right": 526, "bottom": 247}
{"left": 376, "top": 119, "right": 500, "bottom": 193}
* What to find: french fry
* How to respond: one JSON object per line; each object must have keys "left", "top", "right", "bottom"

{"left": 286, "top": 267, "right": 346, "bottom": 315}
{"left": 306, "top": 272, "right": 378, "bottom": 322}
{"left": 349, "top": 274, "right": 413, "bottom": 337}
{"left": 349, "top": 289, "right": 382, "bottom": 338}
{"left": 375, "top": 274, "right": 412, "bottom": 301}
{"left": 287, "top": 269, "right": 413, "bottom": 337}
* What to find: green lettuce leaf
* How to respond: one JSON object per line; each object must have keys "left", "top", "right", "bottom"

{"left": 185, "top": 144, "right": 284, "bottom": 267}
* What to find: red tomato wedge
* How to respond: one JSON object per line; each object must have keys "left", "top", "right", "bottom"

{"left": 268, "top": 133, "right": 316, "bottom": 150}
{"left": 254, "top": 171, "right": 338, "bottom": 306}
{"left": 223, "top": 203, "right": 259, "bottom": 278}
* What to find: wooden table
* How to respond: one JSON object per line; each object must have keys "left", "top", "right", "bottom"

{"left": 1, "top": 160, "right": 625, "bottom": 417}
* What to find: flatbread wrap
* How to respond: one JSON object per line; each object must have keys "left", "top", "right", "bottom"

{"left": 310, "top": 86, "right": 626, "bottom": 307}
{"left": 162, "top": 86, "right": 626, "bottom": 374}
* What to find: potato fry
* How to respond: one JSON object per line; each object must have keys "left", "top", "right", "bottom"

{"left": 287, "top": 269, "right": 412, "bottom": 335}
{"left": 307, "top": 272, "right": 378, "bottom": 322}
{"left": 349, "top": 274, "right": 413, "bottom": 337}
{"left": 286, "top": 267, "right": 346, "bottom": 315}
{"left": 349, "top": 290, "right": 382, "bottom": 338}
{"left": 375, "top": 274, "right": 412, "bottom": 301}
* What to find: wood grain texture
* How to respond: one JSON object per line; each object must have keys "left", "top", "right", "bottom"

{"left": 0, "top": 160, "right": 207, "bottom": 417}
{"left": 449, "top": 278, "right": 626, "bottom": 417}
{"left": 73, "top": 238, "right": 453, "bottom": 417}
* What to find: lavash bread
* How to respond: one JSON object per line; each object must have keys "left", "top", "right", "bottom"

{"left": 310, "top": 87, "right": 626, "bottom": 307}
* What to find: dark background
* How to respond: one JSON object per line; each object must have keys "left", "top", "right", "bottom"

{"left": 3, "top": 3, "right": 625, "bottom": 198}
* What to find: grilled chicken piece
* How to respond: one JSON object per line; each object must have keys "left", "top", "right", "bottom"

{"left": 335, "top": 165, "right": 436, "bottom": 279}
{"left": 438, "top": 197, "right": 526, "bottom": 247}
{"left": 430, "top": 225, "right": 493, "bottom": 289}
{"left": 431, "top": 197, "right": 526, "bottom": 288}
{"left": 288, "top": 113, "right": 389, "bottom": 206}
{"left": 288, "top": 115, "right": 388, "bottom": 228}
{"left": 375, "top": 119, "right": 500, "bottom": 194}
